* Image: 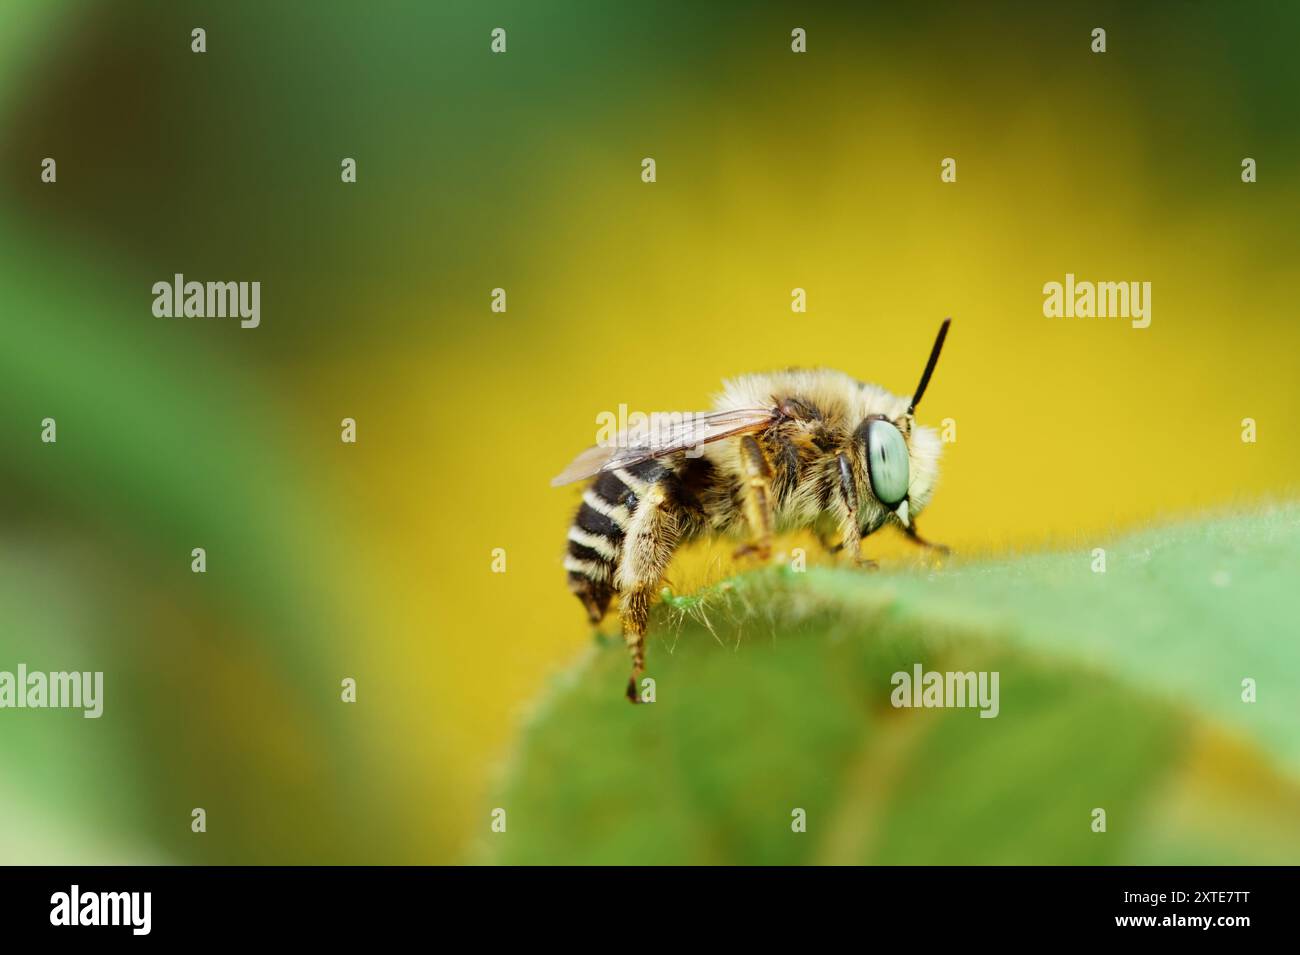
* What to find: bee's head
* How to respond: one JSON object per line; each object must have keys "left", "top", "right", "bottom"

{"left": 850, "top": 413, "right": 941, "bottom": 530}
{"left": 848, "top": 320, "right": 949, "bottom": 533}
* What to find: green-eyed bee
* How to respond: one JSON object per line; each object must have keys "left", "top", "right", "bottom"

{"left": 554, "top": 320, "right": 952, "bottom": 701}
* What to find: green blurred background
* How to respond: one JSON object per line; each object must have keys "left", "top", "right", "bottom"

{"left": 0, "top": 1, "right": 1297, "bottom": 864}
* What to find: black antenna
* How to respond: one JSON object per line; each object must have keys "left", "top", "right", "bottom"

{"left": 908, "top": 318, "right": 951, "bottom": 414}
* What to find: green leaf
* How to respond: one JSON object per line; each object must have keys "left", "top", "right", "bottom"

{"left": 492, "top": 507, "right": 1300, "bottom": 864}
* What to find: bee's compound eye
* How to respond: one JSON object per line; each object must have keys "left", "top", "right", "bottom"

{"left": 866, "top": 420, "right": 909, "bottom": 507}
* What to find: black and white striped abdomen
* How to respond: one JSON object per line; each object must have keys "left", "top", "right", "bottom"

{"left": 564, "top": 463, "right": 663, "bottom": 622}
{"left": 566, "top": 473, "right": 631, "bottom": 580}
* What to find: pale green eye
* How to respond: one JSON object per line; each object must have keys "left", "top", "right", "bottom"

{"left": 867, "top": 420, "right": 909, "bottom": 507}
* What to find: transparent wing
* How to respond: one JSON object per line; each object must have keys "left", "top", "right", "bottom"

{"left": 550, "top": 407, "right": 777, "bottom": 487}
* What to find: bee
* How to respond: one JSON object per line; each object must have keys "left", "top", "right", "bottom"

{"left": 553, "top": 319, "right": 952, "bottom": 702}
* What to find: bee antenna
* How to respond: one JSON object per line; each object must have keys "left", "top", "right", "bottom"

{"left": 908, "top": 318, "right": 951, "bottom": 415}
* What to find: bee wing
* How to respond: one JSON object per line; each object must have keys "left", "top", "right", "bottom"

{"left": 550, "top": 407, "right": 778, "bottom": 487}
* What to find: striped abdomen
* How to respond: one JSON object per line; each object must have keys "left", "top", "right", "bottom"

{"left": 565, "top": 469, "right": 634, "bottom": 621}
{"left": 564, "top": 462, "right": 663, "bottom": 622}
{"left": 564, "top": 455, "right": 724, "bottom": 622}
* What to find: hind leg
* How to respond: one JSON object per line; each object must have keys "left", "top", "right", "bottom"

{"left": 617, "top": 482, "right": 681, "bottom": 703}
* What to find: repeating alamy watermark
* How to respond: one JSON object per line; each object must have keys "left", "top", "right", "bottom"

{"left": 1043, "top": 273, "right": 1150, "bottom": 328}
{"left": 0, "top": 665, "right": 103, "bottom": 718}
{"left": 891, "top": 664, "right": 999, "bottom": 718}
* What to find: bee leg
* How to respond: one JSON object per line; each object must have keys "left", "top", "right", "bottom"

{"left": 816, "top": 530, "right": 844, "bottom": 555}
{"left": 835, "top": 453, "right": 877, "bottom": 569}
{"left": 839, "top": 522, "right": 879, "bottom": 570}
{"left": 732, "top": 435, "right": 774, "bottom": 561}
{"left": 618, "top": 483, "right": 681, "bottom": 703}
{"left": 902, "top": 522, "right": 950, "bottom": 556}
{"left": 621, "top": 587, "right": 651, "bottom": 702}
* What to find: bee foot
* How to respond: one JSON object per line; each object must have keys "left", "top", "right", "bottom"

{"left": 911, "top": 537, "right": 950, "bottom": 557}
{"left": 732, "top": 543, "right": 773, "bottom": 562}
{"left": 818, "top": 536, "right": 845, "bottom": 555}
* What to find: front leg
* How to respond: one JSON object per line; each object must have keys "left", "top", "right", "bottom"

{"left": 732, "top": 435, "right": 774, "bottom": 561}
{"left": 837, "top": 511, "right": 878, "bottom": 569}
{"left": 902, "top": 521, "right": 950, "bottom": 556}
{"left": 835, "top": 452, "right": 877, "bottom": 569}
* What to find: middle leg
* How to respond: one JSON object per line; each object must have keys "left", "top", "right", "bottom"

{"left": 733, "top": 435, "right": 775, "bottom": 561}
